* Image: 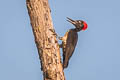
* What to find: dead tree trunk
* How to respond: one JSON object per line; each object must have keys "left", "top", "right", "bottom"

{"left": 26, "top": 0, "right": 65, "bottom": 80}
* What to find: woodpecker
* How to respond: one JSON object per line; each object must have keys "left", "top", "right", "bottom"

{"left": 59, "top": 17, "right": 88, "bottom": 69}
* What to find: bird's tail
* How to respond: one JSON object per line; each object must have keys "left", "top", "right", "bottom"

{"left": 63, "top": 55, "right": 69, "bottom": 69}
{"left": 63, "top": 61, "right": 69, "bottom": 69}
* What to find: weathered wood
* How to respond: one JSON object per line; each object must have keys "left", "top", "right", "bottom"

{"left": 26, "top": 0, "right": 65, "bottom": 80}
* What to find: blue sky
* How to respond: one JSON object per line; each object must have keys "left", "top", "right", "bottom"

{"left": 0, "top": 0, "right": 120, "bottom": 80}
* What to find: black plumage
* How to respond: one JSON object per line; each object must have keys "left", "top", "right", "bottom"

{"left": 60, "top": 17, "right": 85, "bottom": 69}
{"left": 62, "top": 29, "right": 78, "bottom": 68}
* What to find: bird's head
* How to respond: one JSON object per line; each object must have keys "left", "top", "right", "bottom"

{"left": 67, "top": 17, "right": 88, "bottom": 31}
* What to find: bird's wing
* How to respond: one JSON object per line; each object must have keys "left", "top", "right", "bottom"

{"left": 65, "top": 30, "right": 78, "bottom": 59}
{"left": 63, "top": 30, "right": 78, "bottom": 68}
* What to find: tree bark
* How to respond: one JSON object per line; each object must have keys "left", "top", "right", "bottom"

{"left": 26, "top": 0, "right": 65, "bottom": 80}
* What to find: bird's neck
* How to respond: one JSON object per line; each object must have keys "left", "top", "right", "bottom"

{"left": 72, "top": 28, "right": 81, "bottom": 32}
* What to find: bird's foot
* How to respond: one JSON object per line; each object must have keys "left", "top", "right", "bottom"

{"left": 49, "top": 29, "right": 63, "bottom": 40}
{"left": 49, "top": 29, "right": 57, "bottom": 37}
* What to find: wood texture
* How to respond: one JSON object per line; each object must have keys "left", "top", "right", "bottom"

{"left": 26, "top": 0, "right": 65, "bottom": 80}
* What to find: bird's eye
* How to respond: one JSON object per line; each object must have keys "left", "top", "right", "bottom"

{"left": 78, "top": 21, "right": 82, "bottom": 23}
{"left": 81, "top": 23, "right": 84, "bottom": 28}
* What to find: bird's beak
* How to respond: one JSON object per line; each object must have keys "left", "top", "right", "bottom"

{"left": 67, "top": 17, "right": 76, "bottom": 25}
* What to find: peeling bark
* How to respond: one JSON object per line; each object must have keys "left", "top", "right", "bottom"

{"left": 26, "top": 0, "right": 65, "bottom": 80}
